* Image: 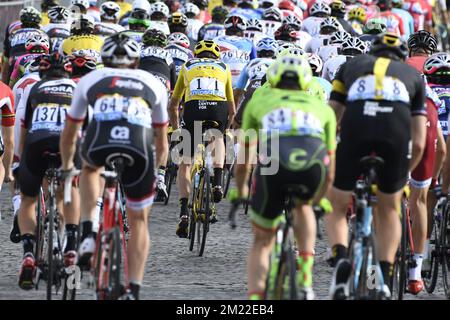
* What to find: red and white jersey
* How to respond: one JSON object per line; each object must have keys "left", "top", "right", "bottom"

{"left": 373, "top": 11, "right": 405, "bottom": 36}
{"left": 403, "top": 0, "right": 432, "bottom": 31}
{"left": 0, "top": 81, "right": 15, "bottom": 127}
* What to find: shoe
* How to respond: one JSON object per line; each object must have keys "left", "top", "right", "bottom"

{"left": 408, "top": 279, "right": 424, "bottom": 295}
{"left": 299, "top": 287, "right": 315, "bottom": 300}
{"left": 329, "top": 259, "right": 352, "bottom": 300}
{"left": 10, "top": 214, "right": 21, "bottom": 243}
{"left": 18, "top": 253, "right": 36, "bottom": 290}
{"left": 210, "top": 209, "right": 218, "bottom": 224}
{"left": 64, "top": 250, "right": 78, "bottom": 267}
{"left": 119, "top": 290, "right": 136, "bottom": 300}
{"left": 378, "top": 284, "right": 392, "bottom": 300}
{"left": 78, "top": 236, "right": 95, "bottom": 270}
{"left": 213, "top": 186, "right": 223, "bottom": 203}
{"left": 176, "top": 215, "right": 189, "bottom": 238}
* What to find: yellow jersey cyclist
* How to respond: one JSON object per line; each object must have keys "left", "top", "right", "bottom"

{"left": 235, "top": 54, "right": 336, "bottom": 300}
{"left": 60, "top": 14, "right": 104, "bottom": 61}
{"left": 169, "top": 40, "right": 236, "bottom": 238}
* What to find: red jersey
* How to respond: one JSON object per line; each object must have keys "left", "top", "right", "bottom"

{"left": 406, "top": 55, "right": 427, "bottom": 73}
{"left": 0, "top": 81, "right": 15, "bottom": 127}
{"left": 404, "top": 0, "right": 432, "bottom": 31}
{"left": 374, "top": 11, "right": 405, "bottom": 36}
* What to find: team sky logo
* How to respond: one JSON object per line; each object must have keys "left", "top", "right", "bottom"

{"left": 109, "top": 77, "right": 144, "bottom": 91}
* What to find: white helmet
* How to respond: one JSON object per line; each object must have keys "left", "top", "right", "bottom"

{"left": 278, "top": 46, "right": 305, "bottom": 56}
{"left": 341, "top": 36, "right": 366, "bottom": 55}
{"left": 101, "top": 1, "right": 121, "bottom": 20}
{"left": 424, "top": 52, "right": 450, "bottom": 75}
{"left": 282, "top": 14, "right": 302, "bottom": 31}
{"left": 132, "top": 0, "right": 151, "bottom": 13}
{"left": 246, "top": 18, "right": 264, "bottom": 32}
{"left": 182, "top": 3, "right": 200, "bottom": 16}
{"left": 330, "top": 30, "right": 350, "bottom": 44}
{"left": 320, "top": 17, "right": 340, "bottom": 32}
{"left": 307, "top": 53, "right": 323, "bottom": 73}
{"left": 262, "top": 7, "right": 283, "bottom": 22}
{"left": 71, "top": 0, "right": 90, "bottom": 10}
{"left": 309, "top": 2, "right": 331, "bottom": 16}
{"left": 48, "top": 6, "right": 70, "bottom": 23}
{"left": 101, "top": 33, "right": 140, "bottom": 66}
{"left": 150, "top": 2, "right": 170, "bottom": 17}
{"left": 168, "top": 32, "right": 191, "bottom": 48}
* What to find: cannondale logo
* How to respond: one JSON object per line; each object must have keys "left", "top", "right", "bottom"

{"left": 110, "top": 126, "right": 130, "bottom": 140}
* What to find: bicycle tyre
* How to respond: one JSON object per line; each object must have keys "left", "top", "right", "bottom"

{"left": 47, "top": 195, "right": 55, "bottom": 300}
{"left": 393, "top": 200, "right": 407, "bottom": 300}
{"left": 354, "top": 234, "right": 378, "bottom": 300}
{"left": 223, "top": 163, "right": 233, "bottom": 197}
{"left": 35, "top": 190, "right": 45, "bottom": 265}
{"left": 197, "top": 169, "right": 211, "bottom": 257}
{"left": 164, "top": 164, "right": 175, "bottom": 206}
{"left": 108, "top": 226, "right": 122, "bottom": 300}
{"left": 441, "top": 203, "right": 450, "bottom": 298}
{"left": 188, "top": 171, "right": 199, "bottom": 252}
{"left": 423, "top": 209, "right": 440, "bottom": 294}
{"left": 62, "top": 268, "right": 77, "bottom": 300}
{"left": 273, "top": 238, "right": 298, "bottom": 300}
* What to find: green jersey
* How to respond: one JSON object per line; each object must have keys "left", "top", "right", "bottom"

{"left": 241, "top": 86, "right": 337, "bottom": 153}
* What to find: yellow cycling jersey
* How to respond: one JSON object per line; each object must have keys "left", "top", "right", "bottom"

{"left": 117, "top": 1, "right": 132, "bottom": 18}
{"left": 60, "top": 35, "right": 104, "bottom": 59}
{"left": 41, "top": 13, "right": 50, "bottom": 26}
{"left": 172, "top": 58, "right": 234, "bottom": 103}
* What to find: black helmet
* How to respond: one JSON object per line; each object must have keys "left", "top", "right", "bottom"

{"left": 192, "top": 0, "right": 208, "bottom": 10}
{"left": 20, "top": 7, "right": 42, "bottom": 26}
{"left": 376, "top": 0, "right": 392, "bottom": 11}
{"left": 39, "top": 52, "right": 72, "bottom": 77}
{"left": 143, "top": 28, "right": 168, "bottom": 47}
{"left": 212, "top": 6, "right": 229, "bottom": 23}
{"left": 407, "top": 30, "right": 437, "bottom": 55}
{"left": 41, "top": 0, "right": 59, "bottom": 11}
{"left": 101, "top": 33, "right": 140, "bottom": 67}
{"left": 274, "top": 24, "right": 297, "bottom": 42}
{"left": 369, "top": 33, "right": 408, "bottom": 60}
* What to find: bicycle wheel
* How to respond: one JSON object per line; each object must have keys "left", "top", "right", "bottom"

{"left": 35, "top": 190, "right": 46, "bottom": 266}
{"left": 223, "top": 163, "right": 233, "bottom": 197}
{"left": 196, "top": 169, "right": 211, "bottom": 257}
{"left": 273, "top": 236, "right": 298, "bottom": 300}
{"left": 441, "top": 203, "right": 450, "bottom": 298}
{"left": 423, "top": 209, "right": 440, "bottom": 294}
{"left": 393, "top": 200, "right": 407, "bottom": 300}
{"left": 164, "top": 162, "right": 176, "bottom": 206}
{"left": 47, "top": 195, "right": 56, "bottom": 300}
{"left": 189, "top": 171, "right": 200, "bottom": 252}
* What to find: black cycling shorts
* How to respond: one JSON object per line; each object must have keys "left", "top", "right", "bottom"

{"left": 182, "top": 100, "right": 228, "bottom": 157}
{"left": 334, "top": 100, "right": 412, "bottom": 194}
{"left": 19, "top": 134, "right": 80, "bottom": 197}
{"left": 81, "top": 120, "right": 156, "bottom": 210}
{"left": 250, "top": 136, "right": 329, "bottom": 230}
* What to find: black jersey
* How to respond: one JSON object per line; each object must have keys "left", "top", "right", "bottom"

{"left": 138, "top": 46, "right": 177, "bottom": 91}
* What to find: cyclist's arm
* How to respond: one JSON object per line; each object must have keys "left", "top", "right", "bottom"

{"left": 234, "top": 65, "right": 249, "bottom": 107}
{"left": 409, "top": 76, "right": 427, "bottom": 171}
{"left": 0, "top": 85, "right": 14, "bottom": 181}
{"left": 225, "top": 68, "right": 236, "bottom": 128}
{"left": 169, "top": 65, "right": 186, "bottom": 129}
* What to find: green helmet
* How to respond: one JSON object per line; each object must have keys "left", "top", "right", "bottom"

{"left": 212, "top": 6, "right": 229, "bottom": 23}
{"left": 267, "top": 54, "right": 313, "bottom": 90}
{"left": 363, "top": 18, "right": 387, "bottom": 34}
{"left": 128, "top": 9, "right": 151, "bottom": 28}
{"left": 143, "top": 28, "right": 168, "bottom": 47}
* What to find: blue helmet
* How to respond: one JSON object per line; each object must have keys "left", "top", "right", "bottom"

{"left": 256, "top": 37, "right": 279, "bottom": 54}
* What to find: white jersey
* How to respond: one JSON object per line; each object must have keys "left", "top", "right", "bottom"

{"left": 243, "top": 30, "right": 267, "bottom": 47}
{"left": 187, "top": 19, "right": 204, "bottom": 41}
{"left": 317, "top": 44, "right": 340, "bottom": 63}
{"left": 148, "top": 21, "right": 170, "bottom": 36}
{"left": 87, "top": 8, "right": 101, "bottom": 22}
{"left": 94, "top": 22, "right": 125, "bottom": 37}
{"left": 12, "top": 72, "right": 40, "bottom": 157}
{"left": 301, "top": 16, "right": 326, "bottom": 37}
{"left": 295, "top": 31, "right": 312, "bottom": 49}
{"left": 261, "top": 20, "right": 282, "bottom": 38}
{"left": 322, "top": 54, "right": 349, "bottom": 82}
{"left": 68, "top": 67, "right": 168, "bottom": 128}
{"left": 305, "top": 35, "right": 331, "bottom": 53}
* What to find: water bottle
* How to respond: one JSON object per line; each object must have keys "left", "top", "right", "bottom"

{"left": 194, "top": 173, "right": 200, "bottom": 188}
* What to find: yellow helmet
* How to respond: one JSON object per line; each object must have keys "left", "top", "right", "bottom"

{"left": 194, "top": 40, "right": 221, "bottom": 59}
{"left": 267, "top": 54, "right": 313, "bottom": 90}
{"left": 348, "top": 7, "right": 367, "bottom": 23}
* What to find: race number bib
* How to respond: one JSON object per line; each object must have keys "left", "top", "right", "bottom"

{"left": 10, "top": 32, "right": 29, "bottom": 47}
{"left": 262, "top": 108, "right": 323, "bottom": 135}
{"left": 347, "top": 75, "right": 410, "bottom": 103}
{"left": 31, "top": 104, "right": 68, "bottom": 132}
{"left": 93, "top": 95, "right": 151, "bottom": 128}
{"left": 248, "top": 63, "right": 270, "bottom": 81}
{"left": 189, "top": 77, "right": 226, "bottom": 98}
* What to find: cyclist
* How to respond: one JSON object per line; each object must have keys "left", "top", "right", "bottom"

{"left": 317, "top": 30, "right": 350, "bottom": 63}
{"left": 391, "top": 0, "right": 414, "bottom": 37}
{"left": 192, "top": 0, "right": 212, "bottom": 23}
{"left": 114, "top": 0, "right": 133, "bottom": 19}
{"left": 94, "top": 1, "right": 125, "bottom": 37}
{"left": 282, "top": 14, "right": 312, "bottom": 48}
{"left": 326, "top": 33, "right": 427, "bottom": 299}
{"left": 348, "top": 6, "right": 367, "bottom": 34}
{"left": 87, "top": 0, "right": 101, "bottom": 22}
{"left": 149, "top": 2, "right": 171, "bottom": 35}
{"left": 274, "top": 24, "right": 298, "bottom": 46}
{"left": 60, "top": 33, "right": 169, "bottom": 300}
{"left": 9, "top": 35, "right": 50, "bottom": 88}
{"left": 406, "top": 30, "right": 437, "bottom": 72}
{"left": 214, "top": 15, "right": 257, "bottom": 88}
{"left": 230, "top": 0, "right": 263, "bottom": 20}
{"left": 60, "top": 14, "right": 104, "bottom": 61}
{"left": 2, "top": 7, "right": 47, "bottom": 86}
{"left": 198, "top": 5, "right": 228, "bottom": 41}
{"left": 169, "top": 40, "right": 235, "bottom": 237}
{"left": 243, "top": 19, "right": 266, "bottom": 46}
{"left": 261, "top": 7, "right": 283, "bottom": 38}
{"left": 40, "top": 0, "right": 59, "bottom": 26}
{"left": 372, "top": 0, "right": 405, "bottom": 36}
{"left": 234, "top": 37, "right": 278, "bottom": 109}
{"left": 235, "top": 54, "right": 336, "bottom": 300}
{"left": 182, "top": 3, "right": 205, "bottom": 43}
{"left": 302, "top": 2, "right": 331, "bottom": 37}
{"left": 120, "top": 2, "right": 151, "bottom": 42}
{"left": 43, "top": 6, "right": 71, "bottom": 54}
{"left": 305, "top": 17, "right": 342, "bottom": 53}
{"left": 166, "top": 33, "right": 194, "bottom": 77}
{"left": 322, "top": 36, "right": 366, "bottom": 82}
{"left": 330, "top": 0, "right": 356, "bottom": 34}
{"left": 403, "top": 0, "right": 432, "bottom": 32}
{"left": 17, "top": 53, "right": 80, "bottom": 289}
{"left": 278, "top": 0, "right": 304, "bottom": 20}
{"left": 70, "top": 0, "right": 90, "bottom": 15}
{"left": 69, "top": 50, "right": 98, "bottom": 82}
{"left": 168, "top": 12, "right": 189, "bottom": 34}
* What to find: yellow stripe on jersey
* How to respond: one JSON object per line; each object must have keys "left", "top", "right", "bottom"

{"left": 331, "top": 79, "right": 346, "bottom": 95}
{"left": 373, "top": 57, "right": 391, "bottom": 100}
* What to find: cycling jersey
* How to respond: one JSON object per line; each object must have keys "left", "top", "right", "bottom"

{"left": 41, "top": 12, "right": 50, "bottom": 26}
{"left": 229, "top": 8, "right": 263, "bottom": 20}
{"left": 214, "top": 35, "right": 257, "bottom": 87}
{"left": 392, "top": 7, "right": 415, "bottom": 37}
{"left": 87, "top": 6, "right": 101, "bottom": 22}
{"left": 306, "top": 35, "right": 333, "bottom": 53}
{"left": 403, "top": 0, "right": 432, "bottom": 31}
{"left": 149, "top": 21, "right": 171, "bottom": 36}
{"left": 373, "top": 11, "right": 405, "bottom": 36}
{"left": 318, "top": 44, "right": 340, "bottom": 63}
{"left": 94, "top": 22, "right": 125, "bottom": 37}
{"left": 314, "top": 76, "right": 332, "bottom": 100}
{"left": 4, "top": 28, "right": 48, "bottom": 59}
{"left": 0, "top": 80, "right": 15, "bottom": 128}
{"left": 322, "top": 55, "right": 350, "bottom": 82}
{"left": 428, "top": 83, "right": 450, "bottom": 137}
{"left": 42, "top": 23, "right": 71, "bottom": 53}
{"left": 172, "top": 58, "right": 234, "bottom": 102}
{"left": 198, "top": 23, "right": 226, "bottom": 41}
{"left": 406, "top": 55, "right": 427, "bottom": 73}
{"left": 235, "top": 57, "right": 273, "bottom": 91}
{"left": 187, "top": 19, "right": 204, "bottom": 42}
{"left": 9, "top": 53, "right": 41, "bottom": 88}
{"left": 60, "top": 34, "right": 104, "bottom": 60}
{"left": 243, "top": 30, "right": 267, "bottom": 47}
{"left": 302, "top": 16, "right": 326, "bottom": 37}
{"left": 139, "top": 46, "right": 177, "bottom": 91}
{"left": 117, "top": 1, "right": 133, "bottom": 18}
{"left": 295, "top": 31, "right": 312, "bottom": 49}
{"left": 166, "top": 43, "right": 194, "bottom": 77}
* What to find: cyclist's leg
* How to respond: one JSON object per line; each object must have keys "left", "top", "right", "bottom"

{"left": 79, "top": 163, "right": 102, "bottom": 239}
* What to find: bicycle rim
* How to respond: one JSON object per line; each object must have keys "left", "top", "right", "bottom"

{"left": 441, "top": 205, "right": 450, "bottom": 298}
{"left": 108, "top": 227, "right": 122, "bottom": 300}
{"left": 94, "top": 234, "right": 108, "bottom": 300}
{"left": 35, "top": 190, "right": 45, "bottom": 263}
{"left": 164, "top": 167, "right": 174, "bottom": 205}
{"left": 198, "top": 170, "right": 210, "bottom": 257}
{"left": 353, "top": 236, "right": 378, "bottom": 300}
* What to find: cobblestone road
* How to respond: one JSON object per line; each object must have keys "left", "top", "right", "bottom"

{"left": 0, "top": 186, "right": 446, "bottom": 300}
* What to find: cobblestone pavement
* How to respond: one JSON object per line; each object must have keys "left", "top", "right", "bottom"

{"left": 0, "top": 186, "right": 446, "bottom": 300}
